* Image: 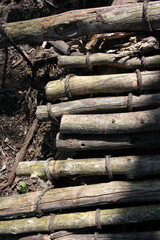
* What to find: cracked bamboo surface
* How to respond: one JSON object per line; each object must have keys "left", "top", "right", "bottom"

{"left": 1, "top": 179, "right": 160, "bottom": 219}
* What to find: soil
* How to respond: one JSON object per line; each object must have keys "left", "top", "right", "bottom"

{"left": 0, "top": 0, "right": 160, "bottom": 238}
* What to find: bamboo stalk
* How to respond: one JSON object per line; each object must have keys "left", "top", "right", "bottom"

{"left": 45, "top": 71, "right": 160, "bottom": 100}
{"left": 36, "top": 93, "right": 160, "bottom": 121}
{"left": 1, "top": 2, "right": 160, "bottom": 48}
{"left": 56, "top": 131, "right": 160, "bottom": 151}
{"left": 60, "top": 108, "right": 160, "bottom": 135}
{"left": 1, "top": 205, "right": 160, "bottom": 234}
{"left": 58, "top": 54, "right": 160, "bottom": 69}
{"left": 51, "top": 232, "right": 160, "bottom": 240}
{"left": 1, "top": 179, "right": 160, "bottom": 219}
{"left": 16, "top": 155, "right": 160, "bottom": 180}
{"left": 6, "top": 231, "right": 160, "bottom": 240}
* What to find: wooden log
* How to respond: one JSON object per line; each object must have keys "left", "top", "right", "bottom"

{"left": 1, "top": 179, "right": 160, "bottom": 219}
{"left": 45, "top": 71, "right": 160, "bottom": 100}
{"left": 51, "top": 232, "right": 160, "bottom": 240}
{"left": 58, "top": 54, "right": 160, "bottom": 69}
{"left": 36, "top": 93, "right": 160, "bottom": 121}
{"left": 1, "top": 2, "right": 160, "bottom": 48}
{"left": 60, "top": 108, "right": 160, "bottom": 135}
{"left": 56, "top": 131, "right": 160, "bottom": 151}
{"left": 1, "top": 204, "right": 160, "bottom": 234}
{"left": 5, "top": 231, "right": 160, "bottom": 240}
{"left": 16, "top": 155, "right": 160, "bottom": 180}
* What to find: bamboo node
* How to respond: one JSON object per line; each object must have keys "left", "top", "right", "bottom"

{"left": 127, "top": 93, "right": 133, "bottom": 112}
{"left": 95, "top": 209, "right": 102, "bottom": 230}
{"left": 105, "top": 155, "right": 113, "bottom": 180}
{"left": 143, "top": 0, "right": 153, "bottom": 32}
{"left": 64, "top": 74, "right": 73, "bottom": 99}
{"left": 135, "top": 69, "right": 143, "bottom": 93}
{"left": 48, "top": 214, "right": 55, "bottom": 233}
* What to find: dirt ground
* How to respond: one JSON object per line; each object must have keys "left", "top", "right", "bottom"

{"left": 0, "top": 0, "right": 116, "bottom": 197}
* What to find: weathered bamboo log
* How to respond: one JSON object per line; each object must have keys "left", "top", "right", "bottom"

{"left": 1, "top": 2, "right": 160, "bottom": 48}
{"left": 45, "top": 71, "right": 160, "bottom": 100}
{"left": 49, "top": 232, "right": 160, "bottom": 240}
{"left": 60, "top": 108, "right": 160, "bottom": 135}
{"left": 58, "top": 54, "right": 160, "bottom": 69}
{"left": 6, "top": 231, "right": 160, "bottom": 240}
{"left": 1, "top": 204, "right": 160, "bottom": 234}
{"left": 1, "top": 179, "right": 160, "bottom": 219}
{"left": 16, "top": 155, "right": 160, "bottom": 179}
{"left": 36, "top": 93, "right": 160, "bottom": 121}
{"left": 56, "top": 131, "right": 160, "bottom": 151}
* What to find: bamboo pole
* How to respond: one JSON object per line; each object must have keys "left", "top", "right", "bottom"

{"left": 51, "top": 232, "right": 160, "bottom": 240}
{"left": 1, "top": 204, "right": 160, "bottom": 234}
{"left": 6, "top": 231, "right": 160, "bottom": 240}
{"left": 45, "top": 71, "right": 160, "bottom": 100}
{"left": 36, "top": 93, "right": 160, "bottom": 121}
{"left": 60, "top": 108, "right": 160, "bottom": 135}
{"left": 16, "top": 155, "right": 160, "bottom": 180}
{"left": 1, "top": 2, "right": 160, "bottom": 48}
{"left": 1, "top": 179, "right": 160, "bottom": 219}
{"left": 58, "top": 54, "right": 160, "bottom": 69}
{"left": 56, "top": 131, "right": 160, "bottom": 151}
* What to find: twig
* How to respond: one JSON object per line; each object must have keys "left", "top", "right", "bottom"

{"left": 0, "top": 24, "right": 33, "bottom": 68}
{"left": 0, "top": 118, "right": 39, "bottom": 190}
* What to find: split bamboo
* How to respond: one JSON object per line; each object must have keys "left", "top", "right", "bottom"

{"left": 58, "top": 54, "right": 160, "bottom": 69}
{"left": 6, "top": 231, "right": 160, "bottom": 240}
{"left": 1, "top": 2, "right": 160, "bottom": 48}
{"left": 56, "top": 131, "right": 160, "bottom": 151}
{"left": 1, "top": 180, "right": 160, "bottom": 219}
{"left": 36, "top": 93, "right": 160, "bottom": 121}
{"left": 1, "top": 204, "right": 160, "bottom": 234}
{"left": 17, "top": 155, "right": 160, "bottom": 179}
{"left": 45, "top": 71, "right": 160, "bottom": 100}
{"left": 60, "top": 108, "right": 160, "bottom": 135}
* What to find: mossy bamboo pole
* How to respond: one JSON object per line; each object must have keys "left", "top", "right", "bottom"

{"left": 1, "top": 2, "right": 160, "bottom": 48}
{"left": 1, "top": 205, "right": 160, "bottom": 234}
{"left": 58, "top": 54, "right": 160, "bottom": 69}
{"left": 56, "top": 131, "right": 160, "bottom": 151}
{"left": 1, "top": 179, "right": 160, "bottom": 219}
{"left": 16, "top": 155, "right": 160, "bottom": 180}
{"left": 6, "top": 231, "right": 160, "bottom": 240}
{"left": 60, "top": 108, "right": 160, "bottom": 135}
{"left": 45, "top": 71, "right": 160, "bottom": 100}
{"left": 36, "top": 93, "right": 160, "bottom": 121}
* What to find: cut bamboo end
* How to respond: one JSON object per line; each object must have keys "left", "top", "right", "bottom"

{"left": 60, "top": 108, "right": 160, "bottom": 135}
{"left": 58, "top": 54, "right": 160, "bottom": 69}
{"left": 45, "top": 71, "right": 160, "bottom": 100}
{"left": 36, "top": 93, "right": 160, "bottom": 121}
{"left": 16, "top": 155, "right": 160, "bottom": 180}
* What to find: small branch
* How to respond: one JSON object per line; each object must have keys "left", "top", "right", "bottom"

{"left": 0, "top": 25, "right": 33, "bottom": 68}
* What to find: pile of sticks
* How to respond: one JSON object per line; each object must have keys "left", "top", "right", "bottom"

{"left": 1, "top": 0, "right": 160, "bottom": 239}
